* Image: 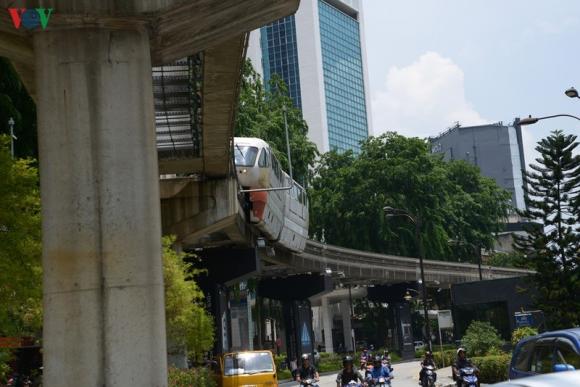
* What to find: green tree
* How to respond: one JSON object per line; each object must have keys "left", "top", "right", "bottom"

{"left": 309, "top": 133, "right": 510, "bottom": 261}
{"left": 163, "top": 236, "right": 214, "bottom": 361}
{"left": 235, "top": 59, "right": 318, "bottom": 184}
{"left": 515, "top": 130, "right": 580, "bottom": 329}
{"left": 445, "top": 160, "right": 511, "bottom": 261}
{"left": 487, "top": 252, "right": 529, "bottom": 269}
{"left": 0, "top": 135, "right": 42, "bottom": 338}
{"left": 462, "top": 321, "right": 503, "bottom": 356}
{"left": 0, "top": 58, "right": 37, "bottom": 158}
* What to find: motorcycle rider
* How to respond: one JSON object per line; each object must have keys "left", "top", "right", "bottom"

{"left": 382, "top": 349, "right": 393, "bottom": 372}
{"left": 336, "top": 356, "right": 366, "bottom": 387}
{"left": 381, "top": 349, "right": 391, "bottom": 363}
{"left": 366, "top": 355, "right": 392, "bottom": 385}
{"left": 296, "top": 353, "right": 320, "bottom": 385}
{"left": 418, "top": 350, "right": 437, "bottom": 385}
{"left": 452, "top": 348, "right": 479, "bottom": 387}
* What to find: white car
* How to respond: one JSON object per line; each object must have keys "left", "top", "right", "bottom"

{"left": 492, "top": 370, "right": 580, "bottom": 386}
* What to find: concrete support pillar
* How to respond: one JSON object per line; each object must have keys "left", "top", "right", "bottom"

{"left": 35, "top": 27, "right": 167, "bottom": 386}
{"left": 321, "top": 297, "right": 334, "bottom": 353}
{"left": 340, "top": 299, "right": 353, "bottom": 352}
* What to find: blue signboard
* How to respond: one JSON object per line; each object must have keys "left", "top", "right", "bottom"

{"left": 515, "top": 312, "right": 533, "bottom": 327}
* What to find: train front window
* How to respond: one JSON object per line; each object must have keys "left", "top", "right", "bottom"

{"left": 235, "top": 146, "right": 258, "bottom": 167}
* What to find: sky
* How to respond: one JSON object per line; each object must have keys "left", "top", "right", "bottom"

{"left": 363, "top": 0, "right": 580, "bottom": 166}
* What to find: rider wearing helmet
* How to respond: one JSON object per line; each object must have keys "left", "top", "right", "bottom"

{"left": 336, "top": 356, "right": 365, "bottom": 387}
{"left": 367, "top": 355, "right": 391, "bottom": 383}
{"left": 382, "top": 349, "right": 391, "bottom": 363}
{"left": 297, "top": 353, "right": 320, "bottom": 384}
{"left": 452, "top": 348, "right": 478, "bottom": 387}
{"left": 419, "top": 350, "right": 437, "bottom": 384}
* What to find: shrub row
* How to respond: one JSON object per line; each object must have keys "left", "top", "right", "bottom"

{"left": 471, "top": 354, "right": 510, "bottom": 384}
{"left": 318, "top": 353, "right": 343, "bottom": 373}
{"left": 168, "top": 367, "right": 217, "bottom": 387}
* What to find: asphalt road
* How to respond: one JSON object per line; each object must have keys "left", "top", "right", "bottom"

{"left": 280, "top": 360, "right": 457, "bottom": 387}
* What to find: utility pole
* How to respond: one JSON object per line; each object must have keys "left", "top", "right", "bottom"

{"left": 414, "top": 218, "right": 432, "bottom": 353}
{"left": 384, "top": 206, "right": 432, "bottom": 352}
{"left": 8, "top": 117, "right": 16, "bottom": 158}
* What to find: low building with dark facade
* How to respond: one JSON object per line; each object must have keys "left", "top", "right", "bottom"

{"left": 451, "top": 277, "right": 540, "bottom": 340}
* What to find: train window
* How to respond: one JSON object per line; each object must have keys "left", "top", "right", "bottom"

{"left": 234, "top": 146, "right": 258, "bottom": 167}
{"left": 258, "top": 149, "right": 268, "bottom": 168}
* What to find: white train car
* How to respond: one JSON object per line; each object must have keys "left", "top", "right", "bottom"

{"left": 234, "top": 137, "right": 308, "bottom": 252}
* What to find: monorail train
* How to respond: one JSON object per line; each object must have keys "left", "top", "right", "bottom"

{"left": 234, "top": 137, "right": 309, "bottom": 252}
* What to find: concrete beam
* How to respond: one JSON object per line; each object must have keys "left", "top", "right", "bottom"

{"left": 160, "top": 177, "right": 246, "bottom": 247}
{"left": 151, "top": 0, "right": 300, "bottom": 64}
{"left": 201, "top": 35, "right": 246, "bottom": 176}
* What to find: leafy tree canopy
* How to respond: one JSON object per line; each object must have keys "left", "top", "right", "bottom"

{"left": 515, "top": 130, "right": 580, "bottom": 329}
{"left": 163, "top": 236, "right": 214, "bottom": 361}
{"left": 0, "top": 135, "right": 42, "bottom": 337}
{"left": 309, "top": 133, "right": 511, "bottom": 262}
{"left": 235, "top": 59, "right": 318, "bottom": 185}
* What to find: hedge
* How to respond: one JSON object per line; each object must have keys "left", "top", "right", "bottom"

{"left": 168, "top": 367, "right": 217, "bottom": 387}
{"left": 318, "top": 353, "right": 343, "bottom": 373}
{"left": 471, "top": 354, "right": 510, "bottom": 384}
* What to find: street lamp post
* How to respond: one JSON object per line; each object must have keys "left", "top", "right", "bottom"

{"left": 383, "top": 206, "right": 432, "bottom": 352}
{"left": 518, "top": 114, "right": 580, "bottom": 126}
{"left": 8, "top": 117, "right": 16, "bottom": 159}
{"left": 564, "top": 87, "right": 579, "bottom": 99}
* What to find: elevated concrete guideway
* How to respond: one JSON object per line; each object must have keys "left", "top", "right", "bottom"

{"left": 270, "top": 240, "right": 534, "bottom": 286}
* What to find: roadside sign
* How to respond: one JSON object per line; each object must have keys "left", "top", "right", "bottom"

{"left": 515, "top": 312, "right": 533, "bottom": 327}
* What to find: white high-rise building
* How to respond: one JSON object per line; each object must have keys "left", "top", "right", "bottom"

{"left": 247, "top": 0, "right": 372, "bottom": 153}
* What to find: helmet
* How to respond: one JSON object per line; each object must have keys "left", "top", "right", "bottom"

{"left": 343, "top": 356, "right": 354, "bottom": 366}
{"left": 457, "top": 348, "right": 466, "bottom": 355}
{"left": 373, "top": 355, "right": 382, "bottom": 364}
{"left": 425, "top": 351, "right": 433, "bottom": 357}
{"left": 301, "top": 353, "right": 310, "bottom": 361}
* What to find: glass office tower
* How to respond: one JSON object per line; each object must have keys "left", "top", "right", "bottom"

{"left": 260, "top": 16, "right": 302, "bottom": 110}
{"left": 249, "top": 0, "right": 372, "bottom": 153}
{"left": 318, "top": 0, "right": 368, "bottom": 152}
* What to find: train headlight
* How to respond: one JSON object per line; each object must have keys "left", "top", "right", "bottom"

{"left": 239, "top": 168, "right": 247, "bottom": 174}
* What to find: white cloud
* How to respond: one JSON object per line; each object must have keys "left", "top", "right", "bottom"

{"left": 371, "top": 52, "right": 486, "bottom": 138}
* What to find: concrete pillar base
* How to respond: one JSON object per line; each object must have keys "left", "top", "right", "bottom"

{"left": 36, "top": 27, "right": 167, "bottom": 386}
{"left": 340, "top": 299, "right": 353, "bottom": 352}
{"left": 321, "top": 297, "right": 334, "bottom": 353}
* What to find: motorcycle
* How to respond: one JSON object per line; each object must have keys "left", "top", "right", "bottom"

{"left": 342, "top": 381, "right": 363, "bottom": 387}
{"left": 420, "top": 364, "right": 436, "bottom": 387}
{"left": 367, "top": 376, "right": 392, "bottom": 386}
{"left": 299, "top": 378, "right": 319, "bottom": 386}
{"left": 459, "top": 367, "right": 478, "bottom": 387}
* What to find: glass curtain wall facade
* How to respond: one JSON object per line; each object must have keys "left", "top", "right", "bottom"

{"left": 260, "top": 16, "right": 302, "bottom": 109}
{"left": 318, "top": 0, "right": 368, "bottom": 153}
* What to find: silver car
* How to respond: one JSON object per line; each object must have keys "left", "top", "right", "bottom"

{"left": 492, "top": 370, "right": 580, "bottom": 386}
